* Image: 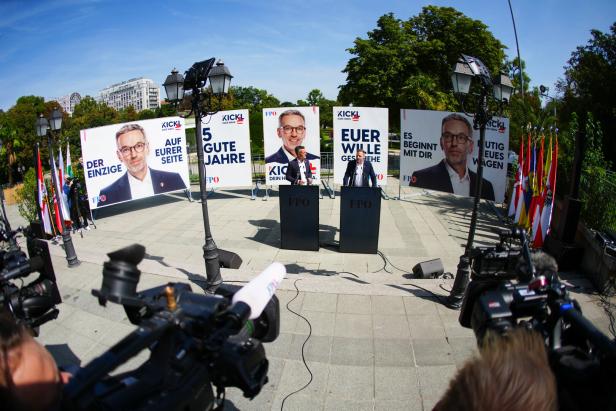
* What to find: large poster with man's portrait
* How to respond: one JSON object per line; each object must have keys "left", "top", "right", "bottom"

{"left": 200, "top": 109, "right": 252, "bottom": 188}
{"left": 81, "top": 117, "right": 190, "bottom": 209}
{"left": 400, "top": 109, "right": 509, "bottom": 203}
{"left": 333, "top": 106, "right": 388, "bottom": 186}
{"left": 263, "top": 106, "right": 320, "bottom": 186}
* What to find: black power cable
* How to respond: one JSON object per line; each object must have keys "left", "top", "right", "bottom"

{"left": 280, "top": 279, "right": 313, "bottom": 410}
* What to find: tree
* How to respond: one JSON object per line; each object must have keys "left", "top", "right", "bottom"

{"left": 338, "top": 7, "right": 506, "bottom": 127}
{"left": 504, "top": 57, "right": 531, "bottom": 94}
{"left": 558, "top": 23, "right": 616, "bottom": 165}
{"left": 307, "top": 89, "right": 324, "bottom": 106}
{"left": 2, "top": 96, "right": 47, "bottom": 186}
{"left": 228, "top": 86, "right": 280, "bottom": 156}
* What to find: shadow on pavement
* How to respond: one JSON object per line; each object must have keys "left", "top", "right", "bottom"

{"left": 143, "top": 252, "right": 210, "bottom": 294}
{"left": 92, "top": 192, "right": 187, "bottom": 220}
{"left": 46, "top": 343, "right": 82, "bottom": 368}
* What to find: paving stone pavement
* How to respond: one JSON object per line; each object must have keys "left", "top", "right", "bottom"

{"left": 4, "top": 179, "right": 612, "bottom": 411}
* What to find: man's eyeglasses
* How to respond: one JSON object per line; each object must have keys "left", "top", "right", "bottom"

{"left": 441, "top": 133, "right": 471, "bottom": 144}
{"left": 280, "top": 125, "right": 306, "bottom": 134}
{"left": 118, "top": 142, "right": 147, "bottom": 156}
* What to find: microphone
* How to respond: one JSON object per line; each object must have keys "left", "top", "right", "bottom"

{"left": 1, "top": 255, "right": 44, "bottom": 281}
{"left": 232, "top": 262, "right": 285, "bottom": 319}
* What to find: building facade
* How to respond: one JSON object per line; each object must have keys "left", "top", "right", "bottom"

{"left": 56, "top": 92, "right": 82, "bottom": 115}
{"left": 98, "top": 77, "right": 160, "bottom": 112}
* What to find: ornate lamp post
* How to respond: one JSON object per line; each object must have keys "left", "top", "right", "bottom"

{"left": 36, "top": 109, "right": 80, "bottom": 267}
{"left": 446, "top": 54, "right": 514, "bottom": 309}
{"left": 163, "top": 59, "right": 233, "bottom": 292}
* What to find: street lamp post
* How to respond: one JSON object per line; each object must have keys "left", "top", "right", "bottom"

{"left": 163, "top": 59, "right": 233, "bottom": 292}
{"left": 36, "top": 109, "right": 80, "bottom": 267}
{"left": 446, "top": 54, "right": 514, "bottom": 309}
{"left": 539, "top": 85, "right": 557, "bottom": 117}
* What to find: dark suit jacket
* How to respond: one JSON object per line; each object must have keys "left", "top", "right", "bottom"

{"left": 285, "top": 158, "right": 313, "bottom": 185}
{"left": 343, "top": 160, "right": 377, "bottom": 187}
{"left": 410, "top": 160, "right": 495, "bottom": 201}
{"left": 97, "top": 168, "right": 187, "bottom": 207}
{"left": 265, "top": 147, "right": 320, "bottom": 164}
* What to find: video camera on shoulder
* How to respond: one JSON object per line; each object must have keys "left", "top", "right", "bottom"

{"left": 458, "top": 228, "right": 616, "bottom": 410}
{"left": 63, "top": 244, "right": 283, "bottom": 411}
{"left": 0, "top": 220, "right": 62, "bottom": 335}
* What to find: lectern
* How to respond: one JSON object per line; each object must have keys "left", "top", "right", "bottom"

{"left": 339, "top": 187, "right": 381, "bottom": 253}
{"left": 279, "top": 185, "right": 319, "bottom": 251}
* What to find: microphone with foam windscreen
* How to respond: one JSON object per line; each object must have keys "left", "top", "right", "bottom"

{"left": 232, "top": 262, "right": 286, "bottom": 319}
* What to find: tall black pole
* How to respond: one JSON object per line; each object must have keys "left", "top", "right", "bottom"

{"left": 446, "top": 91, "right": 490, "bottom": 309}
{"left": 47, "top": 133, "right": 80, "bottom": 267}
{"left": 508, "top": 0, "right": 524, "bottom": 97}
{"left": 193, "top": 98, "right": 222, "bottom": 291}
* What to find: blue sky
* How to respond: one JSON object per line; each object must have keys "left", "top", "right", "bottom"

{"left": 0, "top": 0, "right": 614, "bottom": 111}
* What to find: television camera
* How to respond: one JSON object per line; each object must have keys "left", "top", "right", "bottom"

{"left": 63, "top": 244, "right": 283, "bottom": 411}
{"left": 459, "top": 228, "right": 616, "bottom": 410}
{"left": 0, "top": 207, "right": 62, "bottom": 336}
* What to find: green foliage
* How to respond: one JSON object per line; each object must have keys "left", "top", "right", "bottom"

{"left": 1, "top": 96, "right": 46, "bottom": 186}
{"left": 15, "top": 168, "right": 38, "bottom": 222}
{"left": 558, "top": 23, "right": 616, "bottom": 168}
{"left": 503, "top": 57, "right": 531, "bottom": 94}
{"left": 561, "top": 113, "right": 616, "bottom": 231}
{"left": 505, "top": 89, "right": 543, "bottom": 152}
{"left": 338, "top": 7, "right": 506, "bottom": 127}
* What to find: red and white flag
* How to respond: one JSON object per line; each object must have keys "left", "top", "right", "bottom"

{"left": 36, "top": 144, "right": 53, "bottom": 235}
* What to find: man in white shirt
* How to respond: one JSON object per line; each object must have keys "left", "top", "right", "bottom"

{"left": 285, "top": 146, "right": 313, "bottom": 185}
{"left": 409, "top": 113, "right": 495, "bottom": 201}
{"left": 343, "top": 149, "right": 377, "bottom": 187}
{"left": 97, "top": 124, "right": 187, "bottom": 207}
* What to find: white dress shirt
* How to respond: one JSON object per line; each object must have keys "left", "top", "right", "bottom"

{"left": 444, "top": 161, "right": 470, "bottom": 197}
{"left": 127, "top": 169, "right": 154, "bottom": 199}
{"left": 354, "top": 163, "right": 364, "bottom": 187}
{"left": 298, "top": 161, "right": 307, "bottom": 184}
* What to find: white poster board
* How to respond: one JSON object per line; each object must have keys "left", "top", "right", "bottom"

{"left": 200, "top": 109, "right": 252, "bottom": 188}
{"left": 400, "top": 109, "right": 509, "bottom": 202}
{"left": 263, "top": 106, "right": 321, "bottom": 186}
{"left": 333, "top": 106, "right": 388, "bottom": 186}
{"left": 81, "top": 117, "right": 189, "bottom": 209}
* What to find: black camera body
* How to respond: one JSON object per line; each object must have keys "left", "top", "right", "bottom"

{"left": 459, "top": 229, "right": 616, "bottom": 410}
{"left": 0, "top": 223, "right": 62, "bottom": 335}
{"left": 64, "top": 244, "right": 280, "bottom": 411}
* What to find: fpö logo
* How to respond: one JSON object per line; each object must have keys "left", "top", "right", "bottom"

{"left": 487, "top": 119, "right": 507, "bottom": 133}
{"left": 222, "top": 113, "right": 245, "bottom": 124}
{"left": 265, "top": 111, "right": 277, "bottom": 117}
{"left": 206, "top": 176, "right": 220, "bottom": 184}
{"left": 162, "top": 120, "right": 182, "bottom": 131}
{"left": 337, "top": 110, "right": 360, "bottom": 121}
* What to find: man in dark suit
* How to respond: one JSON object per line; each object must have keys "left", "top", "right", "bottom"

{"left": 410, "top": 113, "right": 495, "bottom": 201}
{"left": 343, "top": 149, "right": 377, "bottom": 187}
{"left": 265, "top": 109, "right": 319, "bottom": 164}
{"left": 97, "top": 123, "right": 187, "bottom": 207}
{"left": 285, "top": 146, "right": 313, "bottom": 185}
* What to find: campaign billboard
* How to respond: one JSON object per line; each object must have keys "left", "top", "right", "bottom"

{"left": 200, "top": 109, "right": 252, "bottom": 188}
{"left": 333, "top": 106, "right": 388, "bottom": 186}
{"left": 81, "top": 117, "right": 190, "bottom": 209}
{"left": 400, "top": 109, "right": 509, "bottom": 202}
{"left": 263, "top": 106, "right": 320, "bottom": 186}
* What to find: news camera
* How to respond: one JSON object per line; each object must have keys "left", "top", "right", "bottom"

{"left": 63, "top": 244, "right": 283, "bottom": 411}
{"left": 459, "top": 228, "right": 616, "bottom": 410}
{"left": 0, "top": 210, "right": 62, "bottom": 336}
